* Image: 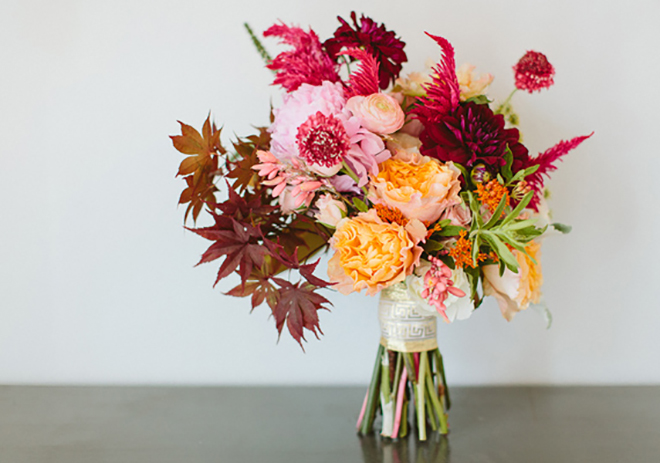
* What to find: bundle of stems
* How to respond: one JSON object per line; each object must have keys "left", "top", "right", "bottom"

{"left": 356, "top": 345, "right": 451, "bottom": 440}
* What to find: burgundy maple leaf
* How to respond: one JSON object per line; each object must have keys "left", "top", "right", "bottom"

{"left": 188, "top": 217, "right": 266, "bottom": 285}
{"left": 271, "top": 279, "right": 332, "bottom": 348}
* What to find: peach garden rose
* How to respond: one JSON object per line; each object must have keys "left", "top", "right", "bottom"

{"left": 327, "top": 209, "right": 426, "bottom": 296}
{"left": 482, "top": 240, "right": 543, "bottom": 321}
{"left": 368, "top": 149, "right": 462, "bottom": 224}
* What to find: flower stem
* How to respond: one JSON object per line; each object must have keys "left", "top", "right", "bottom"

{"left": 417, "top": 351, "right": 428, "bottom": 440}
{"left": 500, "top": 88, "right": 518, "bottom": 110}
{"left": 425, "top": 352, "right": 448, "bottom": 434}
{"left": 360, "top": 344, "right": 384, "bottom": 435}
{"left": 434, "top": 349, "right": 451, "bottom": 409}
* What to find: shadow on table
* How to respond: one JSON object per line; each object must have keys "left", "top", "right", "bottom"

{"left": 358, "top": 433, "right": 449, "bottom": 463}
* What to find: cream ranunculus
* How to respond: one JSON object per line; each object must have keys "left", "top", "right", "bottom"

{"left": 483, "top": 241, "right": 543, "bottom": 321}
{"left": 456, "top": 63, "right": 494, "bottom": 101}
{"left": 368, "top": 150, "right": 462, "bottom": 224}
{"left": 327, "top": 209, "right": 426, "bottom": 296}
{"left": 346, "top": 93, "right": 405, "bottom": 135}
{"left": 314, "top": 194, "right": 347, "bottom": 228}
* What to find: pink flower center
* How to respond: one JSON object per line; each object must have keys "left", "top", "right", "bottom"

{"left": 296, "top": 112, "right": 350, "bottom": 168}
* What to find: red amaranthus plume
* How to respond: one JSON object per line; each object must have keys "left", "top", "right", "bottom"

{"left": 338, "top": 48, "right": 380, "bottom": 97}
{"left": 324, "top": 12, "right": 407, "bottom": 89}
{"left": 527, "top": 132, "right": 594, "bottom": 210}
{"left": 513, "top": 50, "right": 555, "bottom": 93}
{"left": 264, "top": 23, "right": 339, "bottom": 92}
{"left": 413, "top": 33, "right": 460, "bottom": 125}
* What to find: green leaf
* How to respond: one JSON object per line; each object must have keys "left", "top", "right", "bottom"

{"left": 471, "top": 234, "right": 481, "bottom": 267}
{"left": 352, "top": 197, "right": 369, "bottom": 212}
{"left": 483, "top": 194, "right": 509, "bottom": 230}
{"left": 453, "top": 163, "right": 470, "bottom": 185}
{"left": 502, "top": 218, "right": 538, "bottom": 231}
{"left": 509, "top": 163, "right": 540, "bottom": 184}
{"left": 437, "top": 225, "right": 465, "bottom": 237}
{"left": 481, "top": 231, "right": 518, "bottom": 272}
{"left": 500, "top": 191, "right": 533, "bottom": 227}
{"left": 466, "top": 191, "right": 483, "bottom": 228}
{"left": 424, "top": 239, "right": 444, "bottom": 253}
{"left": 523, "top": 164, "right": 540, "bottom": 177}
{"left": 551, "top": 222, "right": 572, "bottom": 234}
{"left": 341, "top": 160, "right": 361, "bottom": 185}
{"left": 502, "top": 146, "right": 514, "bottom": 182}
{"left": 464, "top": 95, "right": 491, "bottom": 105}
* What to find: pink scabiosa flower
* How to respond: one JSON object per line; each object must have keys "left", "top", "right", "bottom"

{"left": 269, "top": 81, "right": 347, "bottom": 164}
{"left": 296, "top": 111, "right": 350, "bottom": 173}
{"left": 420, "top": 257, "right": 466, "bottom": 321}
{"left": 264, "top": 24, "right": 339, "bottom": 92}
{"left": 269, "top": 81, "right": 390, "bottom": 187}
{"left": 513, "top": 51, "right": 555, "bottom": 93}
{"left": 324, "top": 12, "right": 407, "bottom": 89}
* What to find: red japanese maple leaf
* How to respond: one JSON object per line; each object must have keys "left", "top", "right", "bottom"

{"left": 189, "top": 216, "right": 267, "bottom": 285}
{"left": 170, "top": 116, "right": 225, "bottom": 222}
{"left": 271, "top": 279, "right": 331, "bottom": 347}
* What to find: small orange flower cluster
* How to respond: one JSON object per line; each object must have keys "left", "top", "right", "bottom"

{"left": 449, "top": 230, "right": 493, "bottom": 268}
{"left": 374, "top": 203, "right": 409, "bottom": 227}
{"left": 476, "top": 179, "right": 510, "bottom": 215}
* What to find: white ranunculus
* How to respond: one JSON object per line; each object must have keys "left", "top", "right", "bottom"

{"left": 406, "top": 263, "right": 474, "bottom": 322}
{"left": 443, "top": 267, "right": 475, "bottom": 322}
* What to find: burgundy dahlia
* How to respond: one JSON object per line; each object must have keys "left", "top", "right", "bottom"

{"left": 296, "top": 112, "right": 350, "bottom": 168}
{"left": 324, "top": 12, "right": 407, "bottom": 90}
{"left": 513, "top": 50, "right": 555, "bottom": 93}
{"left": 419, "top": 101, "right": 529, "bottom": 172}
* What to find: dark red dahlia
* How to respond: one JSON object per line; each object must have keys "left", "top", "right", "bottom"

{"left": 323, "top": 12, "right": 407, "bottom": 90}
{"left": 513, "top": 50, "right": 555, "bottom": 93}
{"left": 296, "top": 112, "right": 350, "bottom": 168}
{"left": 419, "top": 101, "right": 529, "bottom": 172}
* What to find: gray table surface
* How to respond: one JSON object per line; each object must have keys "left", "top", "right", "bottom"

{"left": 0, "top": 385, "right": 658, "bottom": 462}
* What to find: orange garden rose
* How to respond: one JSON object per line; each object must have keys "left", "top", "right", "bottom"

{"left": 368, "top": 149, "right": 462, "bottom": 223}
{"left": 327, "top": 209, "right": 427, "bottom": 296}
{"left": 482, "top": 240, "right": 543, "bottom": 321}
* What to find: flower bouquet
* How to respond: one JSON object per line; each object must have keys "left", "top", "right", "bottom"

{"left": 170, "top": 13, "right": 591, "bottom": 440}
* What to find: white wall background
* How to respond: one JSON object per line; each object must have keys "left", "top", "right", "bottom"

{"left": 1, "top": 0, "right": 658, "bottom": 386}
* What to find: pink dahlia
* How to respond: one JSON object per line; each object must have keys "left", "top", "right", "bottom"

{"left": 264, "top": 24, "right": 339, "bottom": 92}
{"left": 513, "top": 51, "right": 555, "bottom": 93}
{"left": 419, "top": 101, "right": 529, "bottom": 173}
{"left": 324, "top": 12, "right": 407, "bottom": 90}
